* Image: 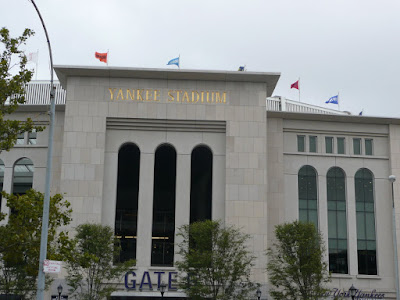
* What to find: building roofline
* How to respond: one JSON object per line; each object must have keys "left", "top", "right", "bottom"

{"left": 267, "top": 111, "right": 400, "bottom": 124}
{"left": 54, "top": 65, "right": 281, "bottom": 97}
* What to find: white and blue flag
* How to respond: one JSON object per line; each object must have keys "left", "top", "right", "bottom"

{"left": 167, "top": 57, "right": 180, "bottom": 67}
{"left": 326, "top": 95, "right": 338, "bottom": 104}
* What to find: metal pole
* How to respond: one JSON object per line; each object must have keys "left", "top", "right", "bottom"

{"left": 29, "top": 1, "right": 56, "bottom": 299}
{"left": 390, "top": 175, "right": 400, "bottom": 299}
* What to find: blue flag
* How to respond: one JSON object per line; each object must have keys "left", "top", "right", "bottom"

{"left": 326, "top": 95, "right": 338, "bottom": 104}
{"left": 167, "top": 57, "right": 179, "bottom": 67}
{"left": 238, "top": 66, "right": 245, "bottom": 71}
{"left": 359, "top": 110, "right": 363, "bottom": 116}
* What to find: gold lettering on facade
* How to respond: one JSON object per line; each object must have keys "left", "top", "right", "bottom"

{"left": 176, "top": 90, "right": 182, "bottom": 102}
{"left": 109, "top": 88, "right": 117, "bottom": 100}
{"left": 108, "top": 88, "right": 227, "bottom": 104}
{"left": 154, "top": 90, "right": 160, "bottom": 101}
{"left": 145, "top": 89, "right": 152, "bottom": 101}
{"left": 116, "top": 89, "right": 124, "bottom": 100}
{"left": 137, "top": 89, "right": 144, "bottom": 101}
{"left": 192, "top": 91, "right": 199, "bottom": 103}
{"left": 216, "top": 92, "right": 226, "bottom": 103}
{"left": 126, "top": 89, "right": 135, "bottom": 100}
{"left": 182, "top": 91, "right": 190, "bottom": 103}
{"left": 168, "top": 90, "right": 174, "bottom": 102}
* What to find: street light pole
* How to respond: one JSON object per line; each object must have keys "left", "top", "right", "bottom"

{"left": 28, "top": 1, "right": 56, "bottom": 300}
{"left": 389, "top": 175, "right": 400, "bottom": 300}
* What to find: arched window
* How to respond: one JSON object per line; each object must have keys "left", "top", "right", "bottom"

{"left": 151, "top": 144, "right": 177, "bottom": 266}
{"left": 355, "top": 168, "right": 377, "bottom": 275}
{"left": 13, "top": 158, "right": 34, "bottom": 195}
{"left": 298, "top": 165, "right": 318, "bottom": 229}
{"left": 190, "top": 145, "right": 213, "bottom": 223}
{"left": 0, "top": 159, "right": 4, "bottom": 208}
{"left": 327, "top": 167, "right": 348, "bottom": 274}
{"left": 115, "top": 144, "right": 140, "bottom": 262}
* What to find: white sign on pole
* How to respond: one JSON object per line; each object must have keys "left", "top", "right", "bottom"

{"left": 43, "top": 259, "right": 62, "bottom": 273}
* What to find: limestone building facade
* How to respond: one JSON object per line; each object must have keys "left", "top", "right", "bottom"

{"left": 0, "top": 66, "right": 399, "bottom": 299}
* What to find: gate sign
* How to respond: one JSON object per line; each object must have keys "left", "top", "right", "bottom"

{"left": 43, "top": 259, "right": 62, "bottom": 273}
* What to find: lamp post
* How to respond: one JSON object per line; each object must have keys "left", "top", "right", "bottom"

{"left": 389, "top": 174, "right": 400, "bottom": 300}
{"left": 160, "top": 281, "right": 167, "bottom": 298}
{"left": 29, "top": 1, "right": 57, "bottom": 300}
{"left": 57, "top": 284, "right": 63, "bottom": 300}
{"left": 349, "top": 284, "right": 357, "bottom": 300}
{"left": 256, "top": 287, "right": 262, "bottom": 300}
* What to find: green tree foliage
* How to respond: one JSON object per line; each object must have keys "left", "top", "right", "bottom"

{"left": 267, "top": 221, "right": 330, "bottom": 300}
{"left": 65, "top": 223, "right": 135, "bottom": 300}
{"left": 0, "top": 27, "right": 44, "bottom": 152}
{"left": 0, "top": 190, "right": 72, "bottom": 299}
{"left": 176, "top": 220, "right": 256, "bottom": 300}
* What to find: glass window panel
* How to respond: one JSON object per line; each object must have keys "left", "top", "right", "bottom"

{"left": 151, "top": 145, "right": 177, "bottom": 266}
{"left": 299, "top": 209, "right": 308, "bottom": 222}
{"left": 337, "top": 138, "right": 345, "bottom": 154}
{"left": 309, "top": 211, "right": 318, "bottom": 228}
{"left": 356, "top": 201, "right": 364, "bottom": 212}
{"left": 28, "top": 130, "right": 37, "bottom": 145}
{"left": 367, "top": 241, "right": 376, "bottom": 251}
{"left": 115, "top": 144, "right": 140, "bottom": 262}
{"left": 299, "top": 199, "right": 308, "bottom": 209}
{"left": 12, "top": 158, "right": 34, "bottom": 195}
{"left": 329, "top": 239, "right": 337, "bottom": 250}
{"left": 308, "top": 199, "right": 317, "bottom": 209}
{"left": 353, "top": 138, "right": 361, "bottom": 155}
{"left": 356, "top": 212, "right": 365, "bottom": 239}
{"left": 337, "top": 201, "right": 346, "bottom": 211}
{"left": 328, "top": 201, "right": 336, "bottom": 210}
{"left": 328, "top": 211, "right": 337, "bottom": 238}
{"left": 297, "top": 135, "right": 305, "bottom": 152}
{"left": 365, "top": 139, "right": 373, "bottom": 155}
{"left": 365, "top": 213, "right": 376, "bottom": 240}
{"left": 325, "top": 137, "right": 333, "bottom": 153}
{"left": 337, "top": 212, "right": 347, "bottom": 239}
{"left": 338, "top": 240, "right": 347, "bottom": 250}
{"left": 190, "top": 146, "right": 213, "bottom": 223}
{"left": 16, "top": 133, "right": 25, "bottom": 145}
{"left": 365, "top": 202, "right": 374, "bottom": 212}
{"left": 309, "top": 136, "right": 317, "bottom": 153}
{"left": 358, "top": 240, "right": 367, "bottom": 250}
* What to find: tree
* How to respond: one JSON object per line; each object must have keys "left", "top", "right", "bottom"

{"left": 0, "top": 27, "right": 44, "bottom": 152}
{"left": 65, "top": 223, "right": 135, "bottom": 300}
{"left": 0, "top": 190, "right": 72, "bottom": 299}
{"left": 176, "top": 220, "right": 256, "bottom": 300}
{"left": 267, "top": 221, "right": 330, "bottom": 300}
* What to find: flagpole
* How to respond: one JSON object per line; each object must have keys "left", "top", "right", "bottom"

{"left": 35, "top": 49, "right": 38, "bottom": 80}
{"left": 298, "top": 77, "right": 301, "bottom": 102}
{"left": 107, "top": 49, "right": 109, "bottom": 66}
{"left": 179, "top": 54, "right": 180, "bottom": 69}
{"left": 337, "top": 91, "right": 340, "bottom": 111}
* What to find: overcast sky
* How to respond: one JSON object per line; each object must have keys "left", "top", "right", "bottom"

{"left": 2, "top": 0, "right": 399, "bottom": 117}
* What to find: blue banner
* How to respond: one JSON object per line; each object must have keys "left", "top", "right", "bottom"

{"left": 326, "top": 95, "right": 338, "bottom": 104}
{"left": 167, "top": 57, "right": 179, "bottom": 67}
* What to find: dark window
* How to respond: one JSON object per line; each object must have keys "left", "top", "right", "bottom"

{"left": 16, "top": 133, "right": 24, "bottom": 145}
{"left": 327, "top": 167, "right": 348, "bottom": 274}
{"left": 12, "top": 158, "right": 34, "bottom": 195}
{"left": 325, "top": 137, "right": 333, "bottom": 154}
{"left": 190, "top": 146, "right": 213, "bottom": 223}
{"left": 309, "top": 136, "right": 317, "bottom": 153}
{"left": 353, "top": 138, "right": 361, "bottom": 155}
{"left": 355, "top": 168, "right": 377, "bottom": 275}
{"left": 0, "top": 160, "right": 4, "bottom": 208}
{"left": 337, "top": 138, "right": 345, "bottom": 154}
{"left": 28, "top": 130, "right": 37, "bottom": 145}
{"left": 298, "top": 165, "right": 318, "bottom": 229}
{"left": 297, "top": 135, "right": 305, "bottom": 152}
{"left": 151, "top": 144, "right": 177, "bottom": 266}
{"left": 365, "top": 139, "right": 373, "bottom": 156}
{"left": 115, "top": 144, "right": 140, "bottom": 262}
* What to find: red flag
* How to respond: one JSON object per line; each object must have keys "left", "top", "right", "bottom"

{"left": 291, "top": 80, "right": 299, "bottom": 90}
{"left": 95, "top": 52, "right": 108, "bottom": 63}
